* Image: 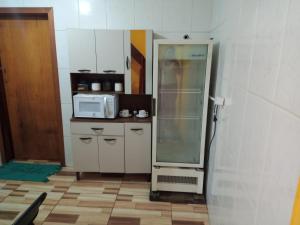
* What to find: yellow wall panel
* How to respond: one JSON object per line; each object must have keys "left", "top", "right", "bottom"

{"left": 291, "top": 178, "right": 300, "bottom": 225}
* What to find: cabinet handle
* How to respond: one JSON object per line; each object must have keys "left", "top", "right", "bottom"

{"left": 126, "top": 56, "right": 130, "bottom": 70}
{"left": 152, "top": 98, "right": 156, "bottom": 116}
{"left": 103, "top": 70, "right": 116, "bottom": 73}
{"left": 91, "top": 127, "right": 104, "bottom": 135}
{"left": 104, "top": 138, "right": 117, "bottom": 145}
{"left": 80, "top": 137, "right": 92, "bottom": 140}
{"left": 91, "top": 128, "right": 104, "bottom": 131}
{"left": 130, "top": 128, "right": 143, "bottom": 131}
{"left": 79, "top": 137, "right": 92, "bottom": 144}
{"left": 78, "top": 69, "right": 91, "bottom": 73}
{"left": 104, "top": 138, "right": 116, "bottom": 141}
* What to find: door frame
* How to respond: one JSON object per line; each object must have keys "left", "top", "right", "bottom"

{"left": 0, "top": 7, "right": 65, "bottom": 165}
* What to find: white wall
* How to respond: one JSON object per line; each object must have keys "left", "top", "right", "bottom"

{"left": 0, "top": 0, "right": 213, "bottom": 166}
{"left": 207, "top": 0, "right": 300, "bottom": 225}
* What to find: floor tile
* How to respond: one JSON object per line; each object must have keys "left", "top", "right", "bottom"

{"left": 0, "top": 168, "right": 209, "bottom": 225}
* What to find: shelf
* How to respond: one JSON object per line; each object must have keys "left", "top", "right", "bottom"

{"left": 72, "top": 90, "right": 125, "bottom": 95}
{"left": 157, "top": 116, "right": 201, "bottom": 120}
{"left": 159, "top": 89, "right": 203, "bottom": 94}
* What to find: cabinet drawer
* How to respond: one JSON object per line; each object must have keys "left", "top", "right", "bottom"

{"left": 99, "top": 136, "right": 124, "bottom": 173}
{"left": 71, "top": 122, "right": 124, "bottom": 136}
{"left": 125, "top": 123, "right": 151, "bottom": 173}
{"left": 72, "top": 135, "right": 99, "bottom": 172}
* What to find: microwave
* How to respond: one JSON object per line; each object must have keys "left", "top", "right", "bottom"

{"left": 73, "top": 94, "right": 119, "bottom": 119}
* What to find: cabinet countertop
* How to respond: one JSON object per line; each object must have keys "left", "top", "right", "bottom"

{"left": 70, "top": 116, "right": 152, "bottom": 123}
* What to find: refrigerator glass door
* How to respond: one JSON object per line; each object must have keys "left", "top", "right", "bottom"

{"left": 156, "top": 44, "right": 208, "bottom": 164}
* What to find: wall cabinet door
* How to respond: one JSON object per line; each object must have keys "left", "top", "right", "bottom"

{"left": 125, "top": 123, "right": 151, "bottom": 173}
{"left": 99, "top": 136, "right": 124, "bottom": 173}
{"left": 68, "top": 29, "right": 97, "bottom": 73}
{"left": 72, "top": 135, "right": 99, "bottom": 172}
{"left": 95, "top": 30, "right": 124, "bottom": 74}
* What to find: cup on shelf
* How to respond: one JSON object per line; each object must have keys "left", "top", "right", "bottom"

{"left": 91, "top": 82, "right": 101, "bottom": 91}
{"left": 137, "top": 110, "right": 148, "bottom": 118}
{"left": 119, "top": 109, "right": 130, "bottom": 117}
{"left": 114, "top": 82, "right": 123, "bottom": 92}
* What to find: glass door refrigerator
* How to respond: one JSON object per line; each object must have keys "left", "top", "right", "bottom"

{"left": 151, "top": 39, "right": 213, "bottom": 199}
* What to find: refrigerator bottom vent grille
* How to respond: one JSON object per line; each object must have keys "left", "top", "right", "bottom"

{"left": 157, "top": 175, "right": 197, "bottom": 184}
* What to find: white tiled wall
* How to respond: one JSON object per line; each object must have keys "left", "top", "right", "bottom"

{"left": 207, "top": 0, "right": 300, "bottom": 224}
{"left": 0, "top": 0, "right": 213, "bottom": 166}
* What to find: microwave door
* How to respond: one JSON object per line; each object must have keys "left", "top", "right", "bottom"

{"left": 75, "top": 97, "right": 105, "bottom": 118}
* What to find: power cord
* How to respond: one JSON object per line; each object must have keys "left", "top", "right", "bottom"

{"left": 208, "top": 105, "right": 219, "bottom": 152}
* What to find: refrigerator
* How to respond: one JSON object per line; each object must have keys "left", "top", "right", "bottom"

{"left": 151, "top": 39, "right": 213, "bottom": 198}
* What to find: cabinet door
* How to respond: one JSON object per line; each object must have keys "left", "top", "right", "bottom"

{"left": 71, "top": 135, "right": 99, "bottom": 172}
{"left": 95, "top": 30, "right": 124, "bottom": 74}
{"left": 125, "top": 123, "right": 151, "bottom": 173}
{"left": 99, "top": 136, "right": 124, "bottom": 173}
{"left": 68, "top": 29, "right": 97, "bottom": 73}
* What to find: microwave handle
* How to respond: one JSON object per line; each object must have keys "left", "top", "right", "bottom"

{"left": 103, "top": 96, "right": 108, "bottom": 118}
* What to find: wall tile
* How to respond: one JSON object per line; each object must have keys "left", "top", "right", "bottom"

{"left": 61, "top": 103, "right": 73, "bottom": 127}
{"left": 161, "top": 0, "right": 193, "bottom": 32}
{"left": 55, "top": 30, "right": 70, "bottom": 69}
{"left": 63, "top": 136, "right": 73, "bottom": 167}
{"left": 191, "top": 0, "right": 212, "bottom": 32}
{"left": 208, "top": 0, "right": 300, "bottom": 224}
{"left": 0, "top": 0, "right": 23, "bottom": 6}
{"left": 107, "top": 0, "right": 134, "bottom": 29}
{"left": 58, "top": 69, "right": 72, "bottom": 104}
{"left": 79, "top": 0, "right": 107, "bottom": 29}
{"left": 238, "top": 93, "right": 272, "bottom": 174}
{"left": 237, "top": 0, "right": 259, "bottom": 37}
{"left": 61, "top": 103, "right": 72, "bottom": 139}
{"left": 23, "top": 0, "right": 52, "bottom": 7}
{"left": 248, "top": 38, "right": 282, "bottom": 101}
{"left": 52, "top": 0, "right": 79, "bottom": 30}
{"left": 134, "top": 0, "right": 163, "bottom": 30}
{"left": 274, "top": 0, "right": 300, "bottom": 117}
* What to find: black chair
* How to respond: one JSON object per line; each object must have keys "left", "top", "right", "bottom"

{"left": 12, "top": 192, "right": 47, "bottom": 225}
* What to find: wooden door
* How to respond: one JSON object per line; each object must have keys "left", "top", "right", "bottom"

{"left": 0, "top": 8, "right": 64, "bottom": 164}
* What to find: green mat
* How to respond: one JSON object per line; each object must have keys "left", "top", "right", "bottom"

{"left": 0, "top": 161, "right": 61, "bottom": 182}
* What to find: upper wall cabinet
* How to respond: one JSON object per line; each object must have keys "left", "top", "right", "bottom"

{"left": 95, "top": 30, "right": 125, "bottom": 74}
{"left": 67, "top": 29, "right": 153, "bottom": 95}
{"left": 68, "top": 29, "right": 97, "bottom": 73}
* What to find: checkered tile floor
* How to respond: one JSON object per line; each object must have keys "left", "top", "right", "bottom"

{"left": 0, "top": 168, "right": 209, "bottom": 225}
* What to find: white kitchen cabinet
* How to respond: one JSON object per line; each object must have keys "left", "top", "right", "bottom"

{"left": 95, "top": 30, "right": 125, "bottom": 74}
{"left": 67, "top": 29, "right": 97, "bottom": 73}
{"left": 125, "top": 123, "right": 151, "bottom": 173}
{"left": 99, "top": 136, "right": 124, "bottom": 173}
{"left": 71, "top": 121, "right": 151, "bottom": 178}
{"left": 72, "top": 134, "right": 99, "bottom": 172}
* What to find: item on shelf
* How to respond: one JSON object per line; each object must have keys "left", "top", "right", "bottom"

{"left": 103, "top": 81, "right": 112, "bottom": 91}
{"left": 136, "top": 110, "right": 148, "bottom": 118}
{"left": 119, "top": 109, "right": 132, "bottom": 118}
{"left": 114, "top": 82, "right": 123, "bottom": 92}
{"left": 91, "top": 82, "right": 101, "bottom": 91}
{"left": 77, "top": 82, "right": 89, "bottom": 91}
